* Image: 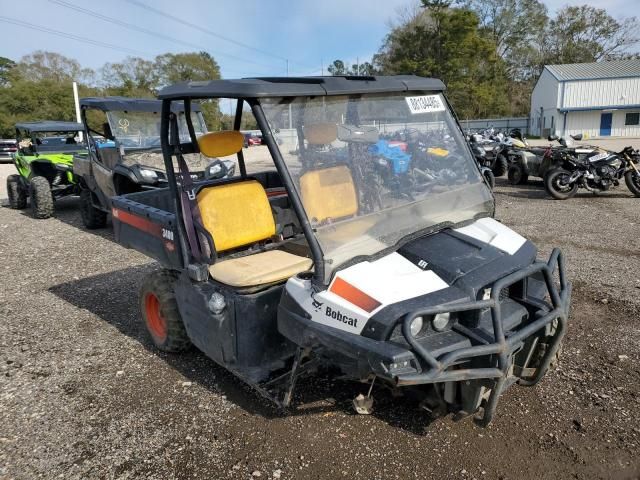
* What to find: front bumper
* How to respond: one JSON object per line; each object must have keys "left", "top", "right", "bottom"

{"left": 279, "top": 248, "right": 570, "bottom": 424}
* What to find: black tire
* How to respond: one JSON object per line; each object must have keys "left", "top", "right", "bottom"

{"left": 492, "top": 154, "right": 508, "bottom": 177}
{"left": 80, "top": 188, "right": 107, "bottom": 229}
{"left": 7, "top": 174, "right": 27, "bottom": 209}
{"left": 544, "top": 168, "right": 578, "bottom": 200}
{"left": 624, "top": 170, "right": 640, "bottom": 197}
{"left": 507, "top": 164, "right": 528, "bottom": 185}
{"left": 29, "top": 176, "right": 54, "bottom": 219}
{"left": 139, "top": 270, "right": 191, "bottom": 352}
{"left": 482, "top": 168, "right": 495, "bottom": 190}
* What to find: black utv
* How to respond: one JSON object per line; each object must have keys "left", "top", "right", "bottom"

{"left": 74, "top": 97, "right": 234, "bottom": 229}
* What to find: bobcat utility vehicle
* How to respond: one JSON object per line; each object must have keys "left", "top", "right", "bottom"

{"left": 7, "top": 121, "right": 86, "bottom": 218}
{"left": 111, "top": 76, "right": 571, "bottom": 426}
{"left": 74, "top": 97, "right": 235, "bottom": 229}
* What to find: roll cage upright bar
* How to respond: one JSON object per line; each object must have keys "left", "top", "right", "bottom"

{"left": 159, "top": 96, "right": 326, "bottom": 285}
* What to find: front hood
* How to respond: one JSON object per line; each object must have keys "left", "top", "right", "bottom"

{"left": 34, "top": 153, "right": 76, "bottom": 164}
{"left": 285, "top": 218, "right": 536, "bottom": 338}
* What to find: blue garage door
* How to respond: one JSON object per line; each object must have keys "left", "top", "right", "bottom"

{"left": 600, "top": 113, "right": 612, "bottom": 136}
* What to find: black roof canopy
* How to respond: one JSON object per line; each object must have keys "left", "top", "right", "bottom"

{"left": 158, "top": 75, "right": 446, "bottom": 100}
{"left": 15, "top": 121, "right": 84, "bottom": 133}
{"left": 80, "top": 96, "right": 202, "bottom": 112}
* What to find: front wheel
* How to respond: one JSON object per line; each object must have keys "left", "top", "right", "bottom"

{"left": 7, "top": 175, "right": 27, "bottom": 209}
{"left": 624, "top": 170, "right": 640, "bottom": 197}
{"left": 29, "top": 176, "right": 54, "bottom": 218}
{"left": 139, "top": 270, "right": 191, "bottom": 352}
{"left": 492, "top": 154, "right": 508, "bottom": 177}
{"left": 80, "top": 188, "right": 107, "bottom": 229}
{"left": 507, "top": 164, "right": 528, "bottom": 185}
{"left": 482, "top": 168, "right": 495, "bottom": 190}
{"left": 544, "top": 168, "right": 578, "bottom": 200}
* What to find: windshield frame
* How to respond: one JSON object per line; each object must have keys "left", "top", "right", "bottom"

{"left": 158, "top": 84, "right": 495, "bottom": 287}
{"left": 256, "top": 91, "right": 495, "bottom": 283}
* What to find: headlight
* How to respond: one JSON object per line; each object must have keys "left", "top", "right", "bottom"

{"left": 432, "top": 312, "right": 450, "bottom": 331}
{"left": 139, "top": 168, "right": 158, "bottom": 182}
{"left": 410, "top": 316, "right": 424, "bottom": 337}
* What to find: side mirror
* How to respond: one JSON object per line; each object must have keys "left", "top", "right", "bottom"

{"left": 548, "top": 135, "right": 559, "bottom": 141}
{"left": 570, "top": 133, "right": 583, "bottom": 141}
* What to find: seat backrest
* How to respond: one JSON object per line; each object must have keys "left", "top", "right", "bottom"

{"left": 299, "top": 165, "right": 358, "bottom": 224}
{"left": 304, "top": 123, "right": 337, "bottom": 145}
{"left": 196, "top": 180, "right": 276, "bottom": 252}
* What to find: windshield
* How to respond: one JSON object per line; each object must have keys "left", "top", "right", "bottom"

{"left": 260, "top": 92, "right": 494, "bottom": 282}
{"left": 19, "top": 130, "right": 86, "bottom": 153}
{"left": 107, "top": 110, "right": 206, "bottom": 149}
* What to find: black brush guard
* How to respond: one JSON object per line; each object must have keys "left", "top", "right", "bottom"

{"left": 394, "top": 248, "right": 570, "bottom": 425}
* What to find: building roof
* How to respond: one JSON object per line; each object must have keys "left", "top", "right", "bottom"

{"left": 158, "top": 75, "right": 446, "bottom": 100}
{"left": 80, "top": 96, "right": 201, "bottom": 112}
{"left": 546, "top": 59, "right": 640, "bottom": 81}
{"left": 15, "top": 121, "right": 83, "bottom": 133}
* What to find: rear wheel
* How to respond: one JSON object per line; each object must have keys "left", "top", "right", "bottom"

{"left": 507, "top": 164, "right": 528, "bottom": 185}
{"left": 139, "top": 270, "right": 190, "bottom": 352}
{"left": 29, "top": 176, "right": 54, "bottom": 219}
{"left": 7, "top": 175, "right": 27, "bottom": 209}
{"left": 624, "top": 170, "right": 640, "bottom": 197}
{"left": 544, "top": 168, "right": 578, "bottom": 200}
{"left": 492, "top": 154, "right": 508, "bottom": 177}
{"left": 80, "top": 188, "right": 107, "bottom": 229}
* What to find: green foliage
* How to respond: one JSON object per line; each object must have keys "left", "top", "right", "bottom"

{"left": 0, "top": 50, "right": 225, "bottom": 137}
{"left": 542, "top": 6, "right": 640, "bottom": 65}
{"left": 327, "top": 60, "right": 376, "bottom": 76}
{"left": 373, "top": 4, "right": 510, "bottom": 118}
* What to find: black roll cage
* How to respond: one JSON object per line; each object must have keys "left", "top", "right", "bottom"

{"left": 160, "top": 96, "right": 326, "bottom": 285}
{"left": 158, "top": 86, "right": 489, "bottom": 287}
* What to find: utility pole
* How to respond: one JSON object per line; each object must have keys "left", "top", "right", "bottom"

{"left": 72, "top": 81, "right": 82, "bottom": 141}
{"left": 286, "top": 59, "right": 292, "bottom": 130}
{"left": 321, "top": 57, "right": 324, "bottom": 76}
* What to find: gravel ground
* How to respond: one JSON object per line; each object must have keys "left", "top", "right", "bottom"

{"left": 1, "top": 156, "right": 639, "bottom": 480}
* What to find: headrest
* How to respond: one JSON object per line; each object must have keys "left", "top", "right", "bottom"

{"left": 304, "top": 123, "right": 337, "bottom": 145}
{"left": 198, "top": 131, "right": 244, "bottom": 158}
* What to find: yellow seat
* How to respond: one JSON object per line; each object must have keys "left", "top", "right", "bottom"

{"left": 196, "top": 177, "right": 312, "bottom": 287}
{"left": 209, "top": 250, "right": 313, "bottom": 287}
{"left": 299, "top": 165, "right": 358, "bottom": 223}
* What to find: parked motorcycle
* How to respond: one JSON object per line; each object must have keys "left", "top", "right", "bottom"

{"left": 544, "top": 146, "right": 640, "bottom": 200}
{"left": 468, "top": 140, "right": 496, "bottom": 189}
{"left": 507, "top": 134, "right": 595, "bottom": 185}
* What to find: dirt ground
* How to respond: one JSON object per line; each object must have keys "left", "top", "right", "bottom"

{"left": 1, "top": 152, "right": 639, "bottom": 480}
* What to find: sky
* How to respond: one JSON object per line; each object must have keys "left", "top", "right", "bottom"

{"left": 1, "top": 0, "right": 637, "bottom": 79}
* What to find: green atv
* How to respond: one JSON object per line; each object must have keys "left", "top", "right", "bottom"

{"left": 7, "top": 121, "right": 86, "bottom": 219}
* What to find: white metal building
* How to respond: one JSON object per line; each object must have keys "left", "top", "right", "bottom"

{"left": 530, "top": 59, "right": 640, "bottom": 138}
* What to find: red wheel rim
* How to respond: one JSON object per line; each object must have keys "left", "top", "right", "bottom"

{"left": 144, "top": 292, "right": 167, "bottom": 343}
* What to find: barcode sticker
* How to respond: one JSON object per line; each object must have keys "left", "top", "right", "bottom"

{"left": 405, "top": 95, "right": 445, "bottom": 114}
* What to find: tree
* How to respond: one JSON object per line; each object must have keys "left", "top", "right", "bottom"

{"left": 155, "top": 51, "right": 220, "bottom": 87}
{"left": 374, "top": 3, "right": 510, "bottom": 118}
{"left": 542, "top": 6, "right": 640, "bottom": 65}
{"left": 0, "top": 57, "right": 16, "bottom": 86}
{"left": 463, "top": 0, "right": 548, "bottom": 80}
{"left": 327, "top": 60, "right": 348, "bottom": 76}
{"left": 99, "top": 56, "right": 159, "bottom": 97}
{"left": 15, "top": 51, "right": 94, "bottom": 84}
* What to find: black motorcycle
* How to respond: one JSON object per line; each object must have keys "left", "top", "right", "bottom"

{"left": 468, "top": 141, "right": 496, "bottom": 189}
{"left": 544, "top": 146, "right": 640, "bottom": 200}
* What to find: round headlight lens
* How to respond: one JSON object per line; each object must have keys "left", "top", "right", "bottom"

{"left": 410, "top": 316, "right": 424, "bottom": 337}
{"left": 432, "top": 312, "right": 450, "bottom": 331}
